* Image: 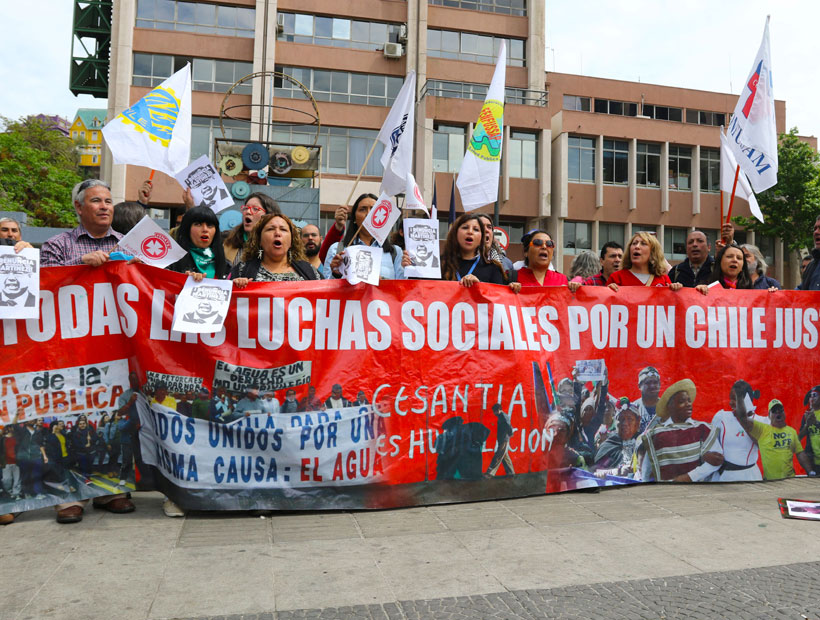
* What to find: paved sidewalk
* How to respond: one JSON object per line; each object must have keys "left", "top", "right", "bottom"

{"left": 2, "top": 478, "right": 820, "bottom": 619}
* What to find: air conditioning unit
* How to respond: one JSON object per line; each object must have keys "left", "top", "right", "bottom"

{"left": 383, "top": 42, "right": 403, "bottom": 59}
{"left": 276, "top": 13, "right": 285, "bottom": 32}
{"left": 398, "top": 24, "right": 408, "bottom": 43}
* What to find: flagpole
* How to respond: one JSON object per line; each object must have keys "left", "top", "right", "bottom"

{"left": 726, "top": 164, "right": 741, "bottom": 224}
{"left": 338, "top": 137, "right": 380, "bottom": 251}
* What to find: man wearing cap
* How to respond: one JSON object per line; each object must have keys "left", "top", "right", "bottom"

{"left": 324, "top": 384, "right": 351, "bottom": 409}
{"left": 737, "top": 399, "right": 812, "bottom": 480}
{"left": 639, "top": 379, "right": 723, "bottom": 482}
{"left": 631, "top": 367, "right": 661, "bottom": 434}
{"left": 594, "top": 398, "right": 641, "bottom": 478}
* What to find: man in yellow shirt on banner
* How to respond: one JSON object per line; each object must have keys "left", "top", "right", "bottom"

{"left": 745, "top": 399, "right": 813, "bottom": 480}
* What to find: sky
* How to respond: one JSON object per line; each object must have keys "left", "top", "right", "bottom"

{"left": 0, "top": 1, "right": 817, "bottom": 138}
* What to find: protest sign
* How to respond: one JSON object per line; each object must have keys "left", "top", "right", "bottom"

{"left": 361, "top": 193, "right": 400, "bottom": 246}
{"left": 172, "top": 276, "right": 233, "bottom": 333}
{"left": 403, "top": 218, "right": 440, "bottom": 279}
{"left": 118, "top": 216, "right": 186, "bottom": 268}
{"left": 175, "top": 154, "right": 234, "bottom": 213}
{"left": 339, "top": 245, "right": 383, "bottom": 285}
{"left": 0, "top": 246, "right": 39, "bottom": 319}
{"left": 146, "top": 371, "right": 203, "bottom": 394}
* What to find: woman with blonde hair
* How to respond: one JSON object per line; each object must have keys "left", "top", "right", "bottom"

{"left": 607, "top": 232, "right": 682, "bottom": 291}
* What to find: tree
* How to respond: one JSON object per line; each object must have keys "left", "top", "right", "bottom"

{"left": 0, "top": 116, "right": 86, "bottom": 227}
{"left": 734, "top": 128, "right": 820, "bottom": 255}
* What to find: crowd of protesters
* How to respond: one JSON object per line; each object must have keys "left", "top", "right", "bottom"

{"left": 1, "top": 177, "right": 819, "bottom": 526}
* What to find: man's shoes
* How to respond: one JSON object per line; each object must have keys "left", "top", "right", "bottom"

{"left": 56, "top": 506, "right": 84, "bottom": 524}
{"left": 162, "top": 499, "right": 185, "bottom": 518}
{"left": 93, "top": 497, "right": 136, "bottom": 513}
{"left": 0, "top": 513, "right": 14, "bottom": 525}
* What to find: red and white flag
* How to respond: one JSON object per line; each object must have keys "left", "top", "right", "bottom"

{"left": 117, "top": 216, "right": 186, "bottom": 268}
{"left": 361, "top": 193, "right": 400, "bottom": 246}
{"left": 404, "top": 172, "right": 429, "bottom": 216}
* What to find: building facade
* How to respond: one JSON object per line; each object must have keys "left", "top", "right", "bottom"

{"left": 101, "top": 1, "right": 798, "bottom": 282}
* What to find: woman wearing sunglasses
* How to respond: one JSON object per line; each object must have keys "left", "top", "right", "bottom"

{"left": 516, "top": 230, "right": 572, "bottom": 288}
{"left": 223, "top": 193, "right": 280, "bottom": 265}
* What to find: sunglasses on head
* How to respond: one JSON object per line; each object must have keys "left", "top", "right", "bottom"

{"left": 240, "top": 204, "right": 265, "bottom": 214}
{"left": 530, "top": 238, "right": 555, "bottom": 248}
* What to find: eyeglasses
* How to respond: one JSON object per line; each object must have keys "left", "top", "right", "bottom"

{"left": 240, "top": 204, "right": 265, "bottom": 214}
{"left": 530, "top": 238, "right": 555, "bottom": 248}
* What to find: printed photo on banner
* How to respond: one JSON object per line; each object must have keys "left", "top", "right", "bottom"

{"left": 0, "top": 359, "right": 130, "bottom": 423}
{"left": 574, "top": 359, "right": 605, "bottom": 382}
{"left": 340, "top": 245, "right": 383, "bottom": 285}
{"left": 403, "top": 217, "right": 440, "bottom": 279}
{"left": 175, "top": 154, "right": 234, "bottom": 213}
{"left": 212, "top": 360, "right": 312, "bottom": 394}
{"left": 117, "top": 215, "right": 187, "bottom": 268}
{"left": 0, "top": 246, "right": 39, "bottom": 319}
{"left": 172, "top": 276, "right": 233, "bottom": 333}
{"left": 145, "top": 371, "right": 204, "bottom": 395}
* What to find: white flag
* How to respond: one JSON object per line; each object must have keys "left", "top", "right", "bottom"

{"left": 404, "top": 172, "right": 429, "bottom": 216}
{"left": 117, "top": 216, "right": 187, "bottom": 268}
{"left": 726, "top": 17, "right": 777, "bottom": 193}
{"left": 339, "top": 245, "right": 383, "bottom": 286}
{"left": 456, "top": 41, "right": 506, "bottom": 211}
{"left": 103, "top": 64, "right": 192, "bottom": 177}
{"left": 378, "top": 71, "right": 416, "bottom": 197}
{"left": 720, "top": 129, "right": 764, "bottom": 223}
{"left": 361, "top": 192, "right": 401, "bottom": 246}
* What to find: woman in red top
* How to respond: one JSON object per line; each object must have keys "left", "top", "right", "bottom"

{"left": 607, "top": 232, "right": 683, "bottom": 291}
{"left": 517, "top": 230, "right": 579, "bottom": 289}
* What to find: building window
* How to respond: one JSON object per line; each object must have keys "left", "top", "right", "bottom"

{"left": 275, "top": 66, "right": 402, "bottom": 106}
{"left": 668, "top": 145, "right": 692, "bottom": 191}
{"left": 135, "top": 0, "right": 255, "bottom": 37}
{"left": 91, "top": 131, "right": 98, "bottom": 141}
{"left": 664, "top": 227, "right": 688, "bottom": 261}
{"left": 599, "top": 222, "right": 625, "bottom": 248}
{"left": 594, "top": 99, "right": 637, "bottom": 116}
{"left": 433, "top": 124, "right": 466, "bottom": 173}
{"left": 277, "top": 13, "right": 403, "bottom": 51}
{"left": 564, "top": 221, "right": 591, "bottom": 255}
{"left": 271, "top": 125, "right": 385, "bottom": 176}
{"left": 563, "top": 95, "right": 590, "bottom": 112}
{"left": 429, "top": 0, "right": 527, "bottom": 16}
{"left": 92, "top": 154, "right": 99, "bottom": 164}
{"left": 424, "top": 80, "right": 546, "bottom": 106}
{"left": 642, "top": 104, "right": 682, "bottom": 122}
{"left": 508, "top": 131, "right": 537, "bottom": 179}
{"left": 72, "top": 130, "right": 78, "bottom": 139}
{"left": 191, "top": 116, "right": 251, "bottom": 161}
{"left": 568, "top": 136, "right": 595, "bottom": 183}
{"left": 603, "top": 139, "right": 628, "bottom": 185}
{"left": 700, "top": 148, "right": 720, "bottom": 192}
{"left": 685, "top": 109, "right": 727, "bottom": 127}
{"left": 632, "top": 224, "right": 657, "bottom": 238}
{"left": 636, "top": 142, "right": 661, "bottom": 187}
{"left": 134, "top": 53, "right": 253, "bottom": 94}
{"left": 427, "top": 30, "right": 525, "bottom": 66}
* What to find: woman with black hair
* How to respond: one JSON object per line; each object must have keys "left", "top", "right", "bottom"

{"left": 710, "top": 380, "right": 764, "bottom": 481}
{"left": 223, "top": 192, "right": 280, "bottom": 265}
{"left": 439, "top": 213, "right": 519, "bottom": 291}
{"left": 324, "top": 193, "right": 405, "bottom": 280}
{"left": 696, "top": 243, "right": 778, "bottom": 295}
{"left": 167, "top": 206, "right": 229, "bottom": 280}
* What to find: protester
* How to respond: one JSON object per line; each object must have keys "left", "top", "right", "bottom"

{"left": 44, "top": 420, "right": 74, "bottom": 493}
{"left": 209, "top": 386, "right": 232, "bottom": 422}
{"left": 101, "top": 411, "right": 122, "bottom": 476}
{"left": 327, "top": 193, "right": 405, "bottom": 280}
{"left": 740, "top": 244, "right": 782, "bottom": 289}
{"left": 594, "top": 399, "right": 641, "bottom": 478}
{"left": 151, "top": 382, "right": 178, "bottom": 410}
{"left": 324, "top": 384, "right": 351, "bottom": 409}
{"left": 440, "top": 213, "right": 519, "bottom": 291}
{"left": 1, "top": 423, "right": 22, "bottom": 501}
{"left": 515, "top": 229, "right": 569, "bottom": 288}
{"left": 0, "top": 217, "right": 22, "bottom": 241}
{"left": 317, "top": 204, "right": 348, "bottom": 265}
{"left": 191, "top": 388, "right": 211, "bottom": 421}
{"left": 299, "top": 386, "right": 323, "bottom": 412}
{"left": 736, "top": 399, "right": 812, "bottom": 480}
{"left": 300, "top": 224, "right": 324, "bottom": 276}
{"left": 223, "top": 192, "right": 280, "bottom": 265}
{"left": 607, "top": 232, "right": 683, "bottom": 290}
{"left": 111, "top": 201, "right": 146, "bottom": 235}
{"left": 798, "top": 385, "right": 820, "bottom": 474}
{"left": 568, "top": 250, "right": 599, "bottom": 283}
{"left": 167, "top": 206, "right": 228, "bottom": 280}
{"left": 711, "top": 380, "right": 765, "bottom": 481}
{"left": 486, "top": 403, "right": 514, "bottom": 476}
{"left": 69, "top": 415, "right": 98, "bottom": 483}
{"left": 694, "top": 244, "right": 758, "bottom": 294}
{"left": 667, "top": 224, "right": 734, "bottom": 286}
{"left": 280, "top": 389, "right": 299, "bottom": 414}
{"left": 581, "top": 242, "right": 623, "bottom": 286}
{"left": 227, "top": 387, "right": 264, "bottom": 421}
{"left": 355, "top": 391, "right": 369, "bottom": 406}
{"left": 260, "top": 391, "right": 281, "bottom": 414}
{"left": 798, "top": 214, "right": 820, "bottom": 290}
{"left": 639, "top": 379, "right": 723, "bottom": 482}
{"left": 232, "top": 213, "right": 319, "bottom": 285}
{"left": 477, "top": 213, "right": 513, "bottom": 279}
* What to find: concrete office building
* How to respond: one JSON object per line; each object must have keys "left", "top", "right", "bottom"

{"left": 100, "top": 1, "right": 800, "bottom": 282}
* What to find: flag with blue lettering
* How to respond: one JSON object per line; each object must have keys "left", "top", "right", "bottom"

{"left": 102, "top": 64, "right": 192, "bottom": 177}
{"left": 720, "top": 129, "right": 764, "bottom": 223}
{"left": 456, "top": 41, "right": 505, "bottom": 211}
{"left": 378, "top": 71, "right": 416, "bottom": 197}
{"left": 726, "top": 17, "right": 777, "bottom": 193}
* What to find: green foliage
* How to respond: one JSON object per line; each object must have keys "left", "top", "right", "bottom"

{"left": 0, "top": 116, "right": 86, "bottom": 227}
{"left": 734, "top": 128, "right": 820, "bottom": 254}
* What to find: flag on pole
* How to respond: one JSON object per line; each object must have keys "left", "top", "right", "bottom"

{"left": 378, "top": 71, "right": 416, "bottom": 197}
{"left": 449, "top": 176, "right": 457, "bottom": 224}
{"left": 726, "top": 17, "right": 777, "bottom": 193}
{"left": 102, "top": 64, "right": 192, "bottom": 177}
{"left": 361, "top": 193, "right": 401, "bottom": 246}
{"left": 404, "top": 172, "right": 429, "bottom": 216}
{"left": 456, "top": 41, "right": 506, "bottom": 211}
{"left": 720, "top": 129, "right": 764, "bottom": 223}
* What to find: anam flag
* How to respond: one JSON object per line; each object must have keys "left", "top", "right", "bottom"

{"left": 726, "top": 17, "right": 777, "bottom": 193}
{"left": 456, "top": 41, "right": 506, "bottom": 211}
{"left": 378, "top": 71, "right": 416, "bottom": 197}
{"left": 361, "top": 193, "right": 401, "bottom": 246}
{"left": 720, "top": 129, "right": 764, "bottom": 223}
{"left": 102, "top": 64, "right": 192, "bottom": 177}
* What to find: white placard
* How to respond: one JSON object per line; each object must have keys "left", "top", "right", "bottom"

{"left": 175, "top": 154, "right": 234, "bottom": 214}
{"left": 574, "top": 359, "right": 605, "bottom": 382}
{"left": 117, "top": 216, "right": 187, "bottom": 268}
{"left": 403, "top": 218, "right": 440, "bottom": 279}
{"left": 361, "top": 193, "right": 400, "bottom": 246}
{"left": 339, "top": 245, "right": 383, "bottom": 285}
{"left": 0, "top": 246, "right": 40, "bottom": 319}
{"left": 171, "top": 276, "right": 233, "bottom": 333}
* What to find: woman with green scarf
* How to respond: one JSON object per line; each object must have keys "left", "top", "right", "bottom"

{"left": 168, "top": 206, "right": 229, "bottom": 280}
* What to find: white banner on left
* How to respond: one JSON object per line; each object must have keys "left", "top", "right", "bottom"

{"left": 117, "top": 216, "right": 187, "bottom": 268}
{"left": 0, "top": 246, "right": 40, "bottom": 319}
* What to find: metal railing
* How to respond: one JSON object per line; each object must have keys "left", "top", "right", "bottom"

{"left": 421, "top": 80, "right": 547, "bottom": 106}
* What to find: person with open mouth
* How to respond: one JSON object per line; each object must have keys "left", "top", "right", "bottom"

{"left": 607, "top": 232, "right": 682, "bottom": 291}
{"left": 515, "top": 229, "right": 577, "bottom": 290}
{"left": 223, "top": 193, "right": 279, "bottom": 266}
{"left": 167, "top": 206, "right": 229, "bottom": 281}
{"left": 695, "top": 243, "right": 778, "bottom": 295}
